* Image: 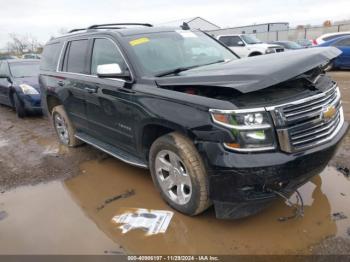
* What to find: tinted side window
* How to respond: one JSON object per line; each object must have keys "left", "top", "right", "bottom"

{"left": 335, "top": 38, "right": 350, "bottom": 47}
{"left": 219, "top": 36, "right": 242, "bottom": 47}
{"left": 91, "top": 38, "right": 127, "bottom": 75}
{"left": 40, "top": 42, "right": 63, "bottom": 71}
{"left": 219, "top": 36, "right": 231, "bottom": 46}
{"left": 0, "top": 62, "right": 10, "bottom": 76}
{"left": 64, "top": 39, "right": 89, "bottom": 74}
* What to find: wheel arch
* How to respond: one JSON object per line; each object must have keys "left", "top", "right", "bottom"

{"left": 140, "top": 121, "right": 197, "bottom": 160}
{"left": 46, "top": 94, "right": 63, "bottom": 115}
{"left": 248, "top": 51, "right": 263, "bottom": 57}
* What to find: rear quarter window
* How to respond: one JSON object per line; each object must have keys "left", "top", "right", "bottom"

{"left": 40, "top": 42, "right": 63, "bottom": 71}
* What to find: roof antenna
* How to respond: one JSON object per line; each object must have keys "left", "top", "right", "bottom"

{"left": 181, "top": 22, "right": 190, "bottom": 30}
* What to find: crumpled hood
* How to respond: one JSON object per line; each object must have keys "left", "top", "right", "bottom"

{"left": 14, "top": 76, "right": 40, "bottom": 92}
{"left": 156, "top": 47, "right": 341, "bottom": 93}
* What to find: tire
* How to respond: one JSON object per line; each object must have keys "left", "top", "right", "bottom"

{"left": 51, "top": 105, "right": 82, "bottom": 147}
{"left": 13, "top": 93, "right": 26, "bottom": 118}
{"left": 149, "top": 132, "right": 211, "bottom": 216}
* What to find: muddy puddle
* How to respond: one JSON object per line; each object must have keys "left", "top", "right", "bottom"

{"left": 0, "top": 182, "right": 122, "bottom": 255}
{"left": 64, "top": 159, "right": 350, "bottom": 255}
{"left": 1, "top": 158, "right": 349, "bottom": 255}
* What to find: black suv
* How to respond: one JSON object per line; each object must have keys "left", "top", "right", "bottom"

{"left": 39, "top": 23, "right": 348, "bottom": 219}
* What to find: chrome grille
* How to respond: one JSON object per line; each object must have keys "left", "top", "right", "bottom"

{"left": 268, "top": 84, "right": 344, "bottom": 153}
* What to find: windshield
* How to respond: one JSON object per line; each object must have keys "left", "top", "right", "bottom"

{"left": 241, "top": 35, "right": 263, "bottom": 44}
{"left": 9, "top": 63, "right": 39, "bottom": 78}
{"left": 126, "top": 31, "right": 237, "bottom": 76}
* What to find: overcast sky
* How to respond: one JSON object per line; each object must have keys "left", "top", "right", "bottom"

{"left": 1, "top": 0, "right": 349, "bottom": 48}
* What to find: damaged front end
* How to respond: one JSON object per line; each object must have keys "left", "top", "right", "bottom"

{"left": 157, "top": 47, "right": 349, "bottom": 219}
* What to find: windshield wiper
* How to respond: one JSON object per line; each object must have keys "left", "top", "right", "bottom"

{"left": 155, "top": 60, "right": 226, "bottom": 77}
{"left": 155, "top": 65, "right": 200, "bottom": 77}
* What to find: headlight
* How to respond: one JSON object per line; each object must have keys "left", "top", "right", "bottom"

{"left": 19, "top": 84, "right": 39, "bottom": 95}
{"left": 210, "top": 108, "right": 276, "bottom": 152}
{"left": 265, "top": 48, "right": 275, "bottom": 54}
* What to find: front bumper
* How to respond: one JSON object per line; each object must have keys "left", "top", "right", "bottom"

{"left": 197, "top": 121, "right": 349, "bottom": 219}
{"left": 19, "top": 93, "right": 42, "bottom": 113}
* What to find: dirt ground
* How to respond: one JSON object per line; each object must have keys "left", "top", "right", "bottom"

{"left": 0, "top": 71, "right": 350, "bottom": 255}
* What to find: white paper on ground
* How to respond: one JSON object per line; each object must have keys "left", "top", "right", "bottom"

{"left": 111, "top": 208, "right": 174, "bottom": 236}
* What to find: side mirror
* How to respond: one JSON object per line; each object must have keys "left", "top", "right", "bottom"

{"left": 237, "top": 41, "right": 245, "bottom": 46}
{"left": 0, "top": 74, "right": 12, "bottom": 83}
{"left": 96, "top": 63, "right": 129, "bottom": 78}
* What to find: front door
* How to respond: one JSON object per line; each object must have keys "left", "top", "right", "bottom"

{"left": 85, "top": 38, "right": 137, "bottom": 153}
{"left": 335, "top": 38, "right": 350, "bottom": 68}
{"left": 218, "top": 35, "right": 248, "bottom": 57}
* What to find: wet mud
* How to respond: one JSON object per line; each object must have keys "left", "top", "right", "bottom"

{"left": 0, "top": 182, "right": 122, "bottom": 254}
{"left": 62, "top": 159, "right": 350, "bottom": 255}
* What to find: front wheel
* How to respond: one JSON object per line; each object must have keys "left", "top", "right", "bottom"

{"left": 52, "top": 105, "right": 82, "bottom": 147}
{"left": 149, "top": 132, "right": 211, "bottom": 216}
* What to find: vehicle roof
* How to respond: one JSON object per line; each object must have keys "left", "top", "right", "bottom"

{"left": 272, "top": 40, "right": 294, "bottom": 43}
{"left": 51, "top": 26, "right": 186, "bottom": 42}
{"left": 7, "top": 59, "right": 40, "bottom": 64}
{"left": 321, "top": 34, "right": 350, "bottom": 45}
{"left": 318, "top": 31, "right": 350, "bottom": 39}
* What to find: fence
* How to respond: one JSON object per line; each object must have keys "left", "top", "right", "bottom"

{"left": 208, "top": 23, "right": 350, "bottom": 42}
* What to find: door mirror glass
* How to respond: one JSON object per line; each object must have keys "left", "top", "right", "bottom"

{"left": 97, "top": 63, "right": 124, "bottom": 78}
{"left": 237, "top": 41, "right": 245, "bottom": 46}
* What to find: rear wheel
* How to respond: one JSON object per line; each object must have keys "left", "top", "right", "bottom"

{"left": 52, "top": 105, "right": 82, "bottom": 147}
{"left": 13, "top": 93, "right": 26, "bottom": 118}
{"left": 149, "top": 132, "right": 211, "bottom": 216}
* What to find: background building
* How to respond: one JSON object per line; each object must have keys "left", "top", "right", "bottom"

{"left": 158, "top": 17, "right": 220, "bottom": 31}
{"left": 207, "top": 22, "right": 289, "bottom": 37}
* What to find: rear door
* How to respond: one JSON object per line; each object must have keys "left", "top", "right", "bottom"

{"left": 60, "top": 39, "right": 91, "bottom": 131}
{"left": 334, "top": 38, "right": 350, "bottom": 68}
{"left": 0, "top": 61, "right": 12, "bottom": 106}
{"left": 84, "top": 37, "right": 137, "bottom": 152}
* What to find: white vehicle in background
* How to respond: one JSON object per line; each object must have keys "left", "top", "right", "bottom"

{"left": 312, "top": 31, "right": 350, "bottom": 46}
{"left": 217, "top": 34, "right": 284, "bottom": 58}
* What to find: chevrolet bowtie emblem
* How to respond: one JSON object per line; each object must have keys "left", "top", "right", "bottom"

{"left": 322, "top": 105, "right": 336, "bottom": 121}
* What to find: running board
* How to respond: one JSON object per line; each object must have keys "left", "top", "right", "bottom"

{"left": 75, "top": 132, "right": 148, "bottom": 169}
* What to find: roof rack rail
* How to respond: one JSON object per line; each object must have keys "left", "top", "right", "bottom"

{"left": 87, "top": 23, "right": 153, "bottom": 29}
{"left": 68, "top": 28, "right": 87, "bottom": 33}
{"left": 68, "top": 23, "right": 153, "bottom": 34}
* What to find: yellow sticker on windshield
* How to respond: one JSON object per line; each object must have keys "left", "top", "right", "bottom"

{"left": 129, "top": 37, "right": 150, "bottom": 46}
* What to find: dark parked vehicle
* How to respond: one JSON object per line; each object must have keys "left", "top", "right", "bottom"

{"left": 39, "top": 23, "right": 348, "bottom": 219}
{"left": 269, "top": 41, "right": 303, "bottom": 50}
{"left": 0, "top": 59, "right": 41, "bottom": 117}
{"left": 0, "top": 55, "right": 17, "bottom": 60}
{"left": 319, "top": 35, "right": 350, "bottom": 70}
{"left": 22, "top": 53, "right": 41, "bottom": 59}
